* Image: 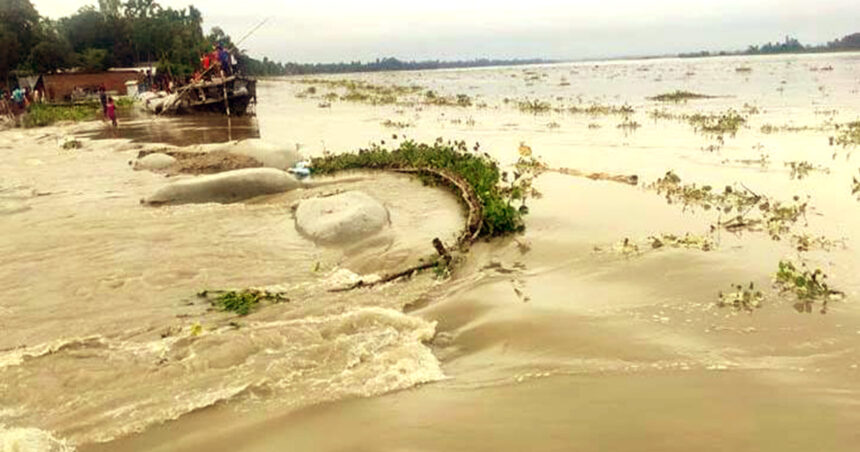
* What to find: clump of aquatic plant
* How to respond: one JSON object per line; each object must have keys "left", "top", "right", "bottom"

{"left": 648, "top": 109, "right": 684, "bottom": 121}
{"left": 831, "top": 121, "right": 860, "bottom": 147}
{"left": 617, "top": 118, "right": 641, "bottom": 131}
{"left": 198, "top": 289, "right": 289, "bottom": 316}
{"left": 718, "top": 282, "right": 764, "bottom": 311}
{"left": 546, "top": 121, "right": 561, "bottom": 129}
{"left": 688, "top": 110, "right": 746, "bottom": 137}
{"left": 735, "top": 66, "right": 752, "bottom": 73}
{"left": 774, "top": 260, "right": 844, "bottom": 314}
{"left": 785, "top": 161, "right": 829, "bottom": 180}
{"left": 295, "top": 78, "right": 422, "bottom": 105}
{"left": 791, "top": 234, "right": 844, "bottom": 252}
{"left": 852, "top": 170, "right": 859, "bottom": 199}
{"left": 567, "top": 103, "right": 634, "bottom": 116}
{"left": 649, "top": 171, "right": 809, "bottom": 240}
{"left": 295, "top": 86, "right": 317, "bottom": 98}
{"left": 517, "top": 99, "right": 552, "bottom": 114}
{"left": 648, "top": 233, "right": 714, "bottom": 251}
{"left": 310, "top": 139, "right": 544, "bottom": 237}
{"left": 60, "top": 136, "right": 82, "bottom": 149}
{"left": 381, "top": 119, "right": 413, "bottom": 129}
{"left": 423, "top": 90, "right": 473, "bottom": 107}
{"left": 648, "top": 90, "right": 715, "bottom": 102}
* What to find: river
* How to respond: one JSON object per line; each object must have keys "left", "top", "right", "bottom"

{"left": 2, "top": 52, "right": 859, "bottom": 451}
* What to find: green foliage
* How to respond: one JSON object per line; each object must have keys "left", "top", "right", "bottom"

{"left": 201, "top": 289, "right": 289, "bottom": 316}
{"left": 648, "top": 90, "right": 715, "bottom": 102}
{"left": 718, "top": 282, "right": 764, "bottom": 311}
{"left": 775, "top": 260, "right": 844, "bottom": 313}
{"left": 688, "top": 110, "right": 746, "bottom": 137}
{"left": 517, "top": 99, "right": 552, "bottom": 114}
{"left": 21, "top": 102, "right": 100, "bottom": 127}
{"left": 310, "top": 139, "right": 542, "bottom": 237}
{"left": 832, "top": 121, "right": 860, "bottom": 147}
{"left": 78, "top": 48, "right": 109, "bottom": 72}
{"left": 567, "top": 103, "right": 634, "bottom": 116}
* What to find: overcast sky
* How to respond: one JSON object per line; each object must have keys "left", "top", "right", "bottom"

{"left": 30, "top": 0, "right": 860, "bottom": 63}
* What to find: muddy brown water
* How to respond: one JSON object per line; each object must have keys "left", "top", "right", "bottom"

{"left": 3, "top": 52, "right": 860, "bottom": 451}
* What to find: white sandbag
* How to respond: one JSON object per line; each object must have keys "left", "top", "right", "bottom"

{"left": 134, "top": 152, "right": 177, "bottom": 171}
{"left": 295, "top": 191, "right": 390, "bottom": 244}
{"left": 144, "top": 168, "right": 301, "bottom": 205}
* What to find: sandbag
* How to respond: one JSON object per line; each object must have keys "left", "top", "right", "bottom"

{"left": 134, "top": 152, "right": 177, "bottom": 171}
{"left": 295, "top": 191, "right": 390, "bottom": 245}
{"left": 144, "top": 168, "right": 301, "bottom": 205}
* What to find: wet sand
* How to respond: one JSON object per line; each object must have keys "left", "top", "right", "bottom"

{"left": 4, "top": 52, "right": 860, "bottom": 451}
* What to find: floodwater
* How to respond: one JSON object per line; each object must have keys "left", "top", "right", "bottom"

{"left": 2, "top": 52, "right": 860, "bottom": 451}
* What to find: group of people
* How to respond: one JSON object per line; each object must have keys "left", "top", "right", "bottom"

{"left": 194, "top": 44, "right": 236, "bottom": 82}
{"left": 1, "top": 86, "right": 42, "bottom": 118}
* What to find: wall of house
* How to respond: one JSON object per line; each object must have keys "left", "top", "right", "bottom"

{"left": 43, "top": 72, "right": 140, "bottom": 102}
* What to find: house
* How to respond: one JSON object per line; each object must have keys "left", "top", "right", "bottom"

{"left": 41, "top": 70, "right": 143, "bottom": 102}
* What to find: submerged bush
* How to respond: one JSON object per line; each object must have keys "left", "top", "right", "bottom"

{"left": 311, "top": 139, "right": 542, "bottom": 237}
{"left": 22, "top": 103, "right": 100, "bottom": 127}
{"left": 648, "top": 90, "right": 715, "bottom": 102}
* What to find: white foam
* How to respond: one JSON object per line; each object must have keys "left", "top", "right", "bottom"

{"left": 0, "top": 425, "right": 73, "bottom": 452}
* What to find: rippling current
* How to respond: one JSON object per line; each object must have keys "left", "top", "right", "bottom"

{"left": 2, "top": 52, "right": 860, "bottom": 451}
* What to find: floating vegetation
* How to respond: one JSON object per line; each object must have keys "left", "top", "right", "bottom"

{"left": 616, "top": 118, "right": 641, "bottom": 131}
{"left": 597, "top": 232, "right": 714, "bottom": 257}
{"left": 546, "top": 121, "right": 561, "bottom": 130}
{"left": 567, "top": 103, "right": 634, "bottom": 116}
{"left": 775, "top": 260, "right": 844, "bottom": 314}
{"left": 649, "top": 171, "right": 808, "bottom": 240}
{"left": 723, "top": 153, "right": 770, "bottom": 169}
{"left": 735, "top": 66, "right": 753, "bottom": 73}
{"left": 785, "top": 161, "right": 829, "bottom": 180}
{"left": 791, "top": 234, "right": 844, "bottom": 252}
{"left": 311, "top": 139, "right": 544, "bottom": 237}
{"left": 648, "top": 233, "right": 714, "bottom": 251}
{"left": 60, "top": 136, "right": 82, "bottom": 150}
{"left": 517, "top": 99, "right": 552, "bottom": 114}
{"left": 648, "top": 90, "right": 715, "bottom": 102}
{"left": 648, "top": 109, "right": 679, "bottom": 121}
{"left": 830, "top": 121, "right": 860, "bottom": 147}
{"left": 198, "top": 289, "right": 289, "bottom": 316}
{"left": 381, "top": 119, "right": 413, "bottom": 129}
{"left": 760, "top": 124, "right": 818, "bottom": 134}
{"left": 587, "top": 123, "right": 602, "bottom": 129}
{"left": 718, "top": 282, "right": 764, "bottom": 311}
{"left": 853, "top": 170, "right": 859, "bottom": 199}
{"left": 295, "top": 86, "right": 317, "bottom": 98}
{"left": 424, "top": 90, "right": 473, "bottom": 107}
{"left": 688, "top": 110, "right": 746, "bottom": 137}
{"left": 295, "top": 78, "right": 422, "bottom": 105}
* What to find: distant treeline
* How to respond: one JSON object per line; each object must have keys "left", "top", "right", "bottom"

{"left": 250, "top": 57, "right": 556, "bottom": 76}
{"left": 679, "top": 32, "right": 860, "bottom": 58}
{"left": 0, "top": 0, "right": 280, "bottom": 83}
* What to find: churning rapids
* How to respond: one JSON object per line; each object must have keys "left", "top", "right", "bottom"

{"left": 2, "top": 52, "right": 860, "bottom": 451}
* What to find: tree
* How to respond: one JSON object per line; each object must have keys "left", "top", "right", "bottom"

{"left": 29, "top": 38, "right": 70, "bottom": 73}
{"left": 77, "top": 48, "right": 109, "bottom": 72}
{"left": 0, "top": 0, "right": 41, "bottom": 80}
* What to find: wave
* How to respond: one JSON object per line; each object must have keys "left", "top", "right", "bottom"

{"left": 0, "top": 307, "right": 443, "bottom": 447}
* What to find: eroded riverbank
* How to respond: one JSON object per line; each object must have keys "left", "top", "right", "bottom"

{"left": 4, "top": 52, "right": 860, "bottom": 451}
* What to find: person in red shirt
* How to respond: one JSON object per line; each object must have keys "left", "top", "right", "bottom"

{"left": 106, "top": 97, "right": 117, "bottom": 127}
{"left": 202, "top": 53, "right": 210, "bottom": 70}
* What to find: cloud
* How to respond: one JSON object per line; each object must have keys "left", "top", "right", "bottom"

{"left": 30, "top": 0, "right": 860, "bottom": 62}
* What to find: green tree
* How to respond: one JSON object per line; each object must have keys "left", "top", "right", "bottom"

{"left": 0, "top": 0, "right": 41, "bottom": 80}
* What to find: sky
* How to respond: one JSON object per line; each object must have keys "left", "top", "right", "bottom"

{"left": 30, "top": 0, "right": 860, "bottom": 63}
